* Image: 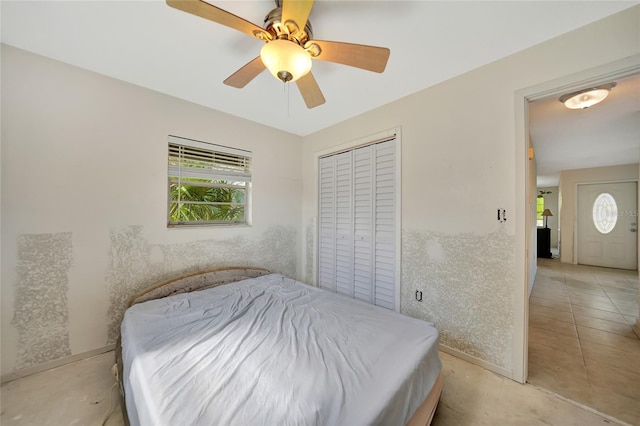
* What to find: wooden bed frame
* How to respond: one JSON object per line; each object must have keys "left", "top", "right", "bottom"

{"left": 115, "top": 266, "right": 441, "bottom": 425}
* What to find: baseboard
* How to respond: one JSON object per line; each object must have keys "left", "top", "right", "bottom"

{"left": 1, "top": 344, "right": 115, "bottom": 384}
{"left": 439, "top": 344, "right": 512, "bottom": 379}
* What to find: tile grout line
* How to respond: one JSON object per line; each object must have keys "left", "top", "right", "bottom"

{"left": 596, "top": 273, "right": 640, "bottom": 340}
{"left": 567, "top": 271, "right": 592, "bottom": 388}
{"left": 567, "top": 268, "right": 639, "bottom": 338}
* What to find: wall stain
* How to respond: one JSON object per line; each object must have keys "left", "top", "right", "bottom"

{"left": 12, "top": 233, "right": 73, "bottom": 369}
{"left": 401, "top": 228, "right": 515, "bottom": 370}
{"left": 105, "top": 225, "right": 297, "bottom": 343}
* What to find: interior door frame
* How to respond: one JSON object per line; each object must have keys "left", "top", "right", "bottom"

{"left": 575, "top": 180, "right": 638, "bottom": 269}
{"left": 513, "top": 54, "right": 640, "bottom": 384}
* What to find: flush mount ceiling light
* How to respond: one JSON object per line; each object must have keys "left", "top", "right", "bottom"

{"left": 559, "top": 82, "right": 616, "bottom": 109}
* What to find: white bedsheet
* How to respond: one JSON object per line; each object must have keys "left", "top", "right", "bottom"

{"left": 121, "top": 274, "right": 441, "bottom": 426}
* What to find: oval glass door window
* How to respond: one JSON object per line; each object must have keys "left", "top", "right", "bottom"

{"left": 592, "top": 193, "right": 618, "bottom": 234}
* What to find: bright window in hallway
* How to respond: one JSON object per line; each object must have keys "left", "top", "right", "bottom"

{"left": 592, "top": 192, "right": 617, "bottom": 234}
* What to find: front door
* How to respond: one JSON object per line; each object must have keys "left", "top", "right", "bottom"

{"left": 577, "top": 182, "right": 637, "bottom": 270}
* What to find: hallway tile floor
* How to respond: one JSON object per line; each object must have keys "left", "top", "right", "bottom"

{"left": 528, "top": 257, "right": 640, "bottom": 425}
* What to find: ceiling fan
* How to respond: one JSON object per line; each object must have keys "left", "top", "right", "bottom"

{"left": 166, "top": 0, "right": 391, "bottom": 109}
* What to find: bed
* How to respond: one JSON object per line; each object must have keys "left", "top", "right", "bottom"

{"left": 116, "top": 267, "right": 442, "bottom": 425}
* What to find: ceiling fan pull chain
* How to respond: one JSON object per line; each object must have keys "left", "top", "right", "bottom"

{"left": 286, "top": 82, "right": 290, "bottom": 118}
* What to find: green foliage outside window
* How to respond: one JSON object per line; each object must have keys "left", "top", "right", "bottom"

{"left": 169, "top": 179, "right": 246, "bottom": 224}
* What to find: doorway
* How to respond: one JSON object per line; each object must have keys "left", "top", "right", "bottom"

{"left": 520, "top": 58, "right": 640, "bottom": 423}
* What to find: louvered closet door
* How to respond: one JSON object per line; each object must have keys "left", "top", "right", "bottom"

{"left": 318, "top": 138, "right": 397, "bottom": 310}
{"left": 353, "top": 145, "right": 374, "bottom": 303}
{"left": 373, "top": 140, "right": 396, "bottom": 310}
{"left": 335, "top": 151, "right": 354, "bottom": 296}
{"left": 318, "top": 155, "right": 337, "bottom": 291}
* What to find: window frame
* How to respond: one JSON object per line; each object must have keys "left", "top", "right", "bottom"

{"left": 167, "top": 135, "right": 252, "bottom": 228}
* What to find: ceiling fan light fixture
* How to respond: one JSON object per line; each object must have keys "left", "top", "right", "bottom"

{"left": 260, "top": 39, "right": 312, "bottom": 83}
{"left": 559, "top": 82, "right": 616, "bottom": 109}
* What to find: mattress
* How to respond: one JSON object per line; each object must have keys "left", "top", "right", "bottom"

{"left": 121, "top": 273, "right": 441, "bottom": 425}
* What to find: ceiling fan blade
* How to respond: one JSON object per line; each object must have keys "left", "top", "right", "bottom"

{"left": 306, "top": 40, "right": 390, "bottom": 73}
{"left": 223, "top": 56, "right": 266, "bottom": 88}
{"left": 166, "top": 0, "right": 271, "bottom": 41}
{"left": 296, "top": 72, "right": 325, "bottom": 109}
{"left": 281, "top": 0, "right": 314, "bottom": 35}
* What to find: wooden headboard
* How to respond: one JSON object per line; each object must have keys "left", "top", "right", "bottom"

{"left": 127, "top": 266, "right": 271, "bottom": 308}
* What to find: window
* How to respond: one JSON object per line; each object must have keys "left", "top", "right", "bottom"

{"left": 536, "top": 196, "right": 544, "bottom": 227}
{"left": 593, "top": 192, "right": 617, "bottom": 234}
{"left": 168, "top": 135, "right": 251, "bottom": 226}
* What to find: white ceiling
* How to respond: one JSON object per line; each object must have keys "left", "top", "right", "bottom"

{"left": 2, "top": 1, "right": 639, "bottom": 186}
{"left": 530, "top": 73, "right": 640, "bottom": 187}
{"left": 2, "top": 0, "right": 638, "bottom": 138}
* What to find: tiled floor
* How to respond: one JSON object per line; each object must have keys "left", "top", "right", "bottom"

{"left": 528, "top": 256, "right": 640, "bottom": 425}
{"left": 0, "top": 350, "right": 625, "bottom": 426}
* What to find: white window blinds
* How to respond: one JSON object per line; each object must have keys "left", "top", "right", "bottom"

{"left": 318, "top": 137, "right": 397, "bottom": 310}
{"left": 168, "top": 136, "right": 251, "bottom": 183}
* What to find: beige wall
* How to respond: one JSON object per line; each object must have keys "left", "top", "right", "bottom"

{"left": 1, "top": 45, "right": 303, "bottom": 375}
{"left": 301, "top": 7, "right": 640, "bottom": 378}
{"left": 559, "top": 164, "right": 639, "bottom": 264}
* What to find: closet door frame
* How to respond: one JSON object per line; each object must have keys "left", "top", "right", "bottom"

{"left": 314, "top": 128, "right": 402, "bottom": 312}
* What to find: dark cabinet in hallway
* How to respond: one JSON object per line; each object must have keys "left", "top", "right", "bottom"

{"left": 537, "top": 227, "right": 552, "bottom": 258}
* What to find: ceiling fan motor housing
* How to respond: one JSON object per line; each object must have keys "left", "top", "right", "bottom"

{"left": 264, "top": 6, "right": 313, "bottom": 45}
